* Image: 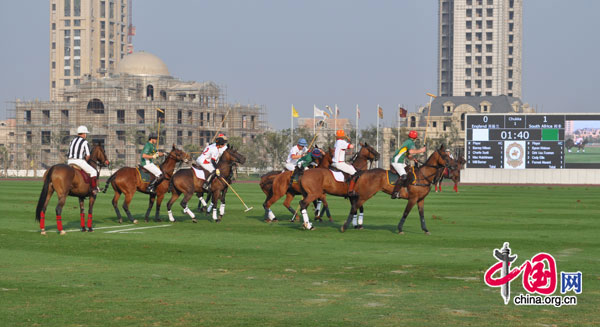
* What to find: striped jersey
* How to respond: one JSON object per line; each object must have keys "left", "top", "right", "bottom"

{"left": 68, "top": 136, "right": 91, "bottom": 160}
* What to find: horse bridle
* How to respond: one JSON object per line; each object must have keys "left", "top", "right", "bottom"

{"left": 414, "top": 149, "right": 451, "bottom": 187}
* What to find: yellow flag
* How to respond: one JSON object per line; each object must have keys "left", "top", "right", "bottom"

{"left": 292, "top": 105, "right": 299, "bottom": 118}
{"left": 378, "top": 106, "right": 384, "bottom": 119}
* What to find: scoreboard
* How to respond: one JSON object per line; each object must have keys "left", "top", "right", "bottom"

{"left": 465, "top": 114, "right": 600, "bottom": 169}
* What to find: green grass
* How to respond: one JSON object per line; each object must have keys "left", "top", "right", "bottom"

{"left": 1, "top": 180, "right": 599, "bottom": 326}
{"left": 565, "top": 146, "right": 600, "bottom": 163}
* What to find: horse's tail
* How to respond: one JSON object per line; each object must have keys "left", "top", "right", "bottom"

{"left": 35, "top": 166, "right": 55, "bottom": 222}
{"left": 102, "top": 171, "right": 117, "bottom": 193}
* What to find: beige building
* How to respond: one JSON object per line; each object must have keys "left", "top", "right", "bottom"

{"left": 50, "top": 0, "right": 132, "bottom": 101}
{"left": 438, "top": 0, "right": 522, "bottom": 98}
{"left": 15, "top": 52, "right": 265, "bottom": 170}
{"left": 0, "top": 119, "right": 17, "bottom": 173}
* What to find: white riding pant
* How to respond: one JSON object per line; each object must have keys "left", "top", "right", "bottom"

{"left": 142, "top": 163, "right": 162, "bottom": 177}
{"left": 68, "top": 159, "right": 97, "bottom": 177}
{"left": 391, "top": 162, "right": 407, "bottom": 176}
{"left": 332, "top": 162, "right": 356, "bottom": 175}
{"left": 285, "top": 162, "right": 296, "bottom": 171}
{"left": 200, "top": 162, "right": 215, "bottom": 173}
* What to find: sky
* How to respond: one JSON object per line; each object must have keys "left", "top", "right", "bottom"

{"left": 1, "top": 0, "right": 599, "bottom": 128}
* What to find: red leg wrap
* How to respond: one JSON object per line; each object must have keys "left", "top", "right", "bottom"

{"left": 87, "top": 213, "right": 93, "bottom": 228}
{"left": 40, "top": 211, "right": 45, "bottom": 229}
{"left": 91, "top": 177, "right": 97, "bottom": 188}
{"left": 56, "top": 215, "right": 63, "bottom": 231}
{"left": 80, "top": 213, "right": 85, "bottom": 228}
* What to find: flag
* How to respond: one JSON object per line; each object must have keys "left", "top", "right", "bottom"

{"left": 314, "top": 105, "right": 329, "bottom": 118}
{"left": 378, "top": 106, "right": 384, "bottom": 119}
{"left": 399, "top": 107, "right": 407, "bottom": 118}
{"left": 325, "top": 105, "right": 334, "bottom": 115}
{"left": 357, "top": 106, "right": 360, "bottom": 119}
{"left": 335, "top": 104, "right": 340, "bottom": 116}
{"left": 292, "top": 105, "right": 299, "bottom": 118}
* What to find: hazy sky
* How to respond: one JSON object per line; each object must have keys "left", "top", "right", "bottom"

{"left": 1, "top": 1, "right": 599, "bottom": 128}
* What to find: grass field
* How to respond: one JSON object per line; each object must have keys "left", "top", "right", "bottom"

{"left": 1, "top": 180, "right": 599, "bottom": 326}
{"left": 564, "top": 145, "right": 600, "bottom": 164}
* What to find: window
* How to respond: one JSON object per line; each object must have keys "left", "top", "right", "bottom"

{"left": 508, "top": 58, "right": 513, "bottom": 67}
{"left": 486, "top": 32, "right": 493, "bottom": 41}
{"left": 52, "top": 42, "right": 56, "bottom": 50}
{"left": 52, "top": 81, "right": 56, "bottom": 88}
{"left": 465, "top": 80, "right": 472, "bottom": 88}
{"left": 60, "top": 131, "right": 70, "bottom": 145}
{"left": 486, "top": 80, "right": 492, "bottom": 88}
{"left": 476, "top": 56, "right": 482, "bottom": 65}
{"left": 476, "top": 21, "right": 482, "bottom": 29}
{"left": 42, "top": 131, "right": 51, "bottom": 145}
{"left": 61, "top": 110, "right": 69, "bottom": 124}
{"left": 74, "top": 19, "right": 81, "bottom": 26}
{"left": 509, "top": 35, "right": 514, "bottom": 43}
{"left": 410, "top": 116, "right": 416, "bottom": 128}
{"left": 476, "top": 80, "right": 482, "bottom": 88}
{"left": 466, "top": 56, "right": 472, "bottom": 64}
{"left": 177, "top": 110, "right": 182, "bottom": 124}
{"left": 87, "top": 99, "right": 104, "bottom": 114}
{"left": 41, "top": 110, "right": 50, "bottom": 124}
{"left": 476, "top": 44, "right": 482, "bottom": 53}
{"left": 486, "top": 68, "right": 492, "bottom": 76}
{"left": 64, "top": 69, "right": 70, "bottom": 76}
{"left": 466, "top": 92, "right": 471, "bottom": 96}
{"left": 509, "top": 11, "right": 514, "bottom": 20}
{"left": 188, "top": 131, "right": 193, "bottom": 138}
{"left": 486, "top": 56, "right": 492, "bottom": 64}
{"left": 508, "top": 46, "right": 513, "bottom": 55}
{"left": 146, "top": 85, "right": 154, "bottom": 100}
{"left": 160, "top": 90, "right": 167, "bottom": 100}
{"left": 486, "top": 92, "right": 492, "bottom": 96}
{"left": 199, "top": 113, "right": 204, "bottom": 126}
{"left": 188, "top": 111, "right": 193, "bottom": 121}
{"left": 52, "top": 62, "right": 56, "bottom": 69}
{"left": 486, "top": 9, "right": 493, "bottom": 17}
{"left": 508, "top": 82, "right": 513, "bottom": 90}
{"left": 100, "top": 1, "right": 105, "bottom": 18}
{"left": 509, "top": 23, "right": 514, "bottom": 32}
{"left": 487, "top": 0, "right": 493, "bottom": 5}
{"left": 466, "top": 44, "right": 472, "bottom": 53}
{"left": 136, "top": 110, "right": 145, "bottom": 124}
{"left": 486, "top": 20, "right": 493, "bottom": 29}
{"left": 64, "top": 79, "right": 70, "bottom": 86}
{"left": 443, "top": 121, "right": 450, "bottom": 131}
{"left": 432, "top": 121, "right": 437, "bottom": 128}
{"left": 74, "top": 0, "right": 81, "bottom": 16}
{"left": 117, "top": 110, "right": 125, "bottom": 124}
{"left": 466, "top": 33, "right": 472, "bottom": 41}
{"left": 26, "top": 131, "right": 32, "bottom": 143}
{"left": 65, "top": 20, "right": 70, "bottom": 27}
{"left": 476, "top": 32, "right": 482, "bottom": 41}
{"left": 466, "top": 21, "right": 472, "bottom": 29}
{"left": 73, "top": 79, "right": 80, "bottom": 85}
{"left": 52, "top": 3, "right": 56, "bottom": 10}
{"left": 74, "top": 39, "right": 80, "bottom": 46}
{"left": 116, "top": 130, "right": 126, "bottom": 142}
{"left": 136, "top": 131, "right": 146, "bottom": 145}
{"left": 157, "top": 109, "right": 165, "bottom": 123}
{"left": 467, "top": 0, "right": 472, "bottom": 5}
{"left": 476, "top": 68, "right": 482, "bottom": 76}
{"left": 64, "top": 0, "right": 71, "bottom": 16}
{"left": 466, "top": 68, "right": 472, "bottom": 76}
{"left": 52, "top": 23, "right": 56, "bottom": 30}
{"left": 74, "top": 29, "right": 80, "bottom": 37}
{"left": 461, "top": 113, "right": 466, "bottom": 131}
{"left": 109, "top": 2, "right": 114, "bottom": 19}
{"left": 177, "top": 131, "right": 183, "bottom": 145}
{"left": 508, "top": 70, "right": 513, "bottom": 78}
{"left": 486, "top": 44, "right": 493, "bottom": 52}
{"left": 476, "top": 8, "right": 482, "bottom": 18}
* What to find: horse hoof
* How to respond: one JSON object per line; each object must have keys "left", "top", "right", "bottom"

{"left": 424, "top": 231, "right": 431, "bottom": 235}
{"left": 59, "top": 230, "right": 66, "bottom": 235}
{"left": 118, "top": 220, "right": 122, "bottom": 224}
{"left": 215, "top": 219, "right": 221, "bottom": 223}
{"left": 340, "top": 225, "right": 346, "bottom": 233}
{"left": 40, "top": 230, "right": 46, "bottom": 236}
{"left": 192, "top": 218, "right": 198, "bottom": 223}
{"left": 328, "top": 218, "right": 333, "bottom": 222}
{"left": 145, "top": 219, "right": 149, "bottom": 223}
{"left": 398, "top": 231, "right": 404, "bottom": 235}
{"left": 87, "top": 228, "right": 94, "bottom": 232}
{"left": 133, "top": 219, "right": 138, "bottom": 224}
{"left": 81, "top": 227, "right": 87, "bottom": 232}
{"left": 354, "top": 225, "right": 364, "bottom": 230}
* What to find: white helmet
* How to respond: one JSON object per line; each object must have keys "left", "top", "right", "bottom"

{"left": 77, "top": 126, "right": 90, "bottom": 134}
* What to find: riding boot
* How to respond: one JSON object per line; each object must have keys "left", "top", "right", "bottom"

{"left": 290, "top": 167, "right": 300, "bottom": 187}
{"left": 347, "top": 175, "right": 358, "bottom": 197}
{"left": 391, "top": 175, "right": 407, "bottom": 199}
{"left": 203, "top": 172, "right": 215, "bottom": 191}
{"left": 146, "top": 175, "right": 163, "bottom": 194}
{"left": 91, "top": 177, "right": 98, "bottom": 195}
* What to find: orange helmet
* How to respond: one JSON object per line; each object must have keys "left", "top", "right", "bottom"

{"left": 408, "top": 130, "right": 418, "bottom": 139}
{"left": 336, "top": 129, "right": 345, "bottom": 138}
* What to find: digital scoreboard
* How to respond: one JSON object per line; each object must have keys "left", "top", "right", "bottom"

{"left": 465, "top": 114, "right": 600, "bottom": 169}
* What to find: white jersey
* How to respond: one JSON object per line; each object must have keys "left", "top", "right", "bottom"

{"left": 67, "top": 136, "right": 90, "bottom": 160}
{"left": 333, "top": 139, "right": 351, "bottom": 163}
{"left": 575, "top": 137, "right": 583, "bottom": 145}
{"left": 286, "top": 145, "right": 306, "bottom": 165}
{"left": 197, "top": 143, "right": 221, "bottom": 166}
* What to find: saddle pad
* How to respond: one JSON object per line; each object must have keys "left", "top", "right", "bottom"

{"left": 192, "top": 166, "right": 206, "bottom": 180}
{"left": 329, "top": 170, "right": 345, "bottom": 182}
{"left": 386, "top": 170, "right": 400, "bottom": 185}
{"left": 136, "top": 167, "right": 154, "bottom": 183}
{"left": 69, "top": 164, "right": 91, "bottom": 184}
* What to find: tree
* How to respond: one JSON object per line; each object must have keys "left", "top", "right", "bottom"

{"left": 25, "top": 147, "right": 38, "bottom": 177}
{"left": 359, "top": 125, "right": 378, "bottom": 146}
{"left": 254, "top": 130, "right": 289, "bottom": 170}
{"left": 0, "top": 146, "right": 9, "bottom": 177}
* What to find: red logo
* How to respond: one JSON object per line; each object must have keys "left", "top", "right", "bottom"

{"left": 485, "top": 252, "right": 557, "bottom": 295}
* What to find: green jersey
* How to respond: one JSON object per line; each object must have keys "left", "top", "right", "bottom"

{"left": 391, "top": 139, "right": 416, "bottom": 163}
{"left": 296, "top": 153, "right": 316, "bottom": 169}
{"left": 140, "top": 142, "right": 157, "bottom": 165}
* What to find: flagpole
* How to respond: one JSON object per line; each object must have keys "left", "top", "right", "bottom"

{"left": 397, "top": 104, "right": 401, "bottom": 146}
{"left": 291, "top": 104, "right": 294, "bottom": 146}
{"left": 334, "top": 104, "right": 337, "bottom": 131}
{"left": 355, "top": 104, "right": 359, "bottom": 149}
{"left": 313, "top": 105, "right": 316, "bottom": 136}
{"left": 376, "top": 104, "right": 380, "bottom": 168}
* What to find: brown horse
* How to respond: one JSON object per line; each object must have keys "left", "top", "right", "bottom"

{"left": 340, "top": 145, "right": 450, "bottom": 234}
{"left": 103, "top": 145, "right": 190, "bottom": 224}
{"left": 261, "top": 147, "right": 334, "bottom": 222}
{"left": 434, "top": 156, "right": 465, "bottom": 193}
{"left": 167, "top": 146, "right": 245, "bottom": 222}
{"left": 297, "top": 143, "right": 380, "bottom": 229}
{"left": 35, "top": 144, "right": 109, "bottom": 235}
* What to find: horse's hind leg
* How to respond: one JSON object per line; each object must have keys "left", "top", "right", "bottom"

{"left": 79, "top": 197, "right": 86, "bottom": 231}
{"left": 196, "top": 192, "right": 207, "bottom": 212}
{"left": 145, "top": 194, "right": 156, "bottom": 222}
{"left": 166, "top": 190, "right": 181, "bottom": 222}
{"left": 398, "top": 198, "right": 417, "bottom": 234}
{"left": 417, "top": 199, "right": 429, "bottom": 235}
{"left": 180, "top": 191, "right": 197, "bottom": 222}
{"left": 122, "top": 192, "right": 137, "bottom": 224}
{"left": 112, "top": 189, "right": 124, "bottom": 224}
{"left": 282, "top": 192, "right": 297, "bottom": 220}
{"left": 341, "top": 197, "right": 358, "bottom": 232}
{"left": 55, "top": 193, "right": 67, "bottom": 234}
{"left": 87, "top": 195, "right": 96, "bottom": 232}
{"left": 299, "top": 194, "right": 319, "bottom": 230}
{"left": 154, "top": 193, "right": 165, "bottom": 222}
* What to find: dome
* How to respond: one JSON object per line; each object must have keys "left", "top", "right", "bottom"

{"left": 115, "top": 51, "right": 170, "bottom": 76}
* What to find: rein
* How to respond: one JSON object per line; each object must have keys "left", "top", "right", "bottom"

{"left": 412, "top": 150, "right": 449, "bottom": 187}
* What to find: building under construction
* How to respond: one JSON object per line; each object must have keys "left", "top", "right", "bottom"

{"left": 14, "top": 51, "right": 265, "bottom": 170}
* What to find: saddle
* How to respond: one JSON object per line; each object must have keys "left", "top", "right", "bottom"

{"left": 136, "top": 165, "right": 155, "bottom": 183}
{"left": 328, "top": 168, "right": 346, "bottom": 183}
{"left": 69, "top": 164, "right": 91, "bottom": 185}
{"left": 387, "top": 166, "right": 416, "bottom": 186}
{"left": 191, "top": 164, "right": 208, "bottom": 180}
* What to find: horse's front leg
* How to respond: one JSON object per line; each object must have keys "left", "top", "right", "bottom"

{"left": 79, "top": 197, "right": 86, "bottom": 231}
{"left": 87, "top": 195, "right": 96, "bottom": 232}
{"left": 398, "top": 197, "right": 417, "bottom": 234}
{"left": 145, "top": 194, "right": 156, "bottom": 223}
{"left": 340, "top": 197, "right": 358, "bottom": 233}
{"left": 210, "top": 190, "right": 221, "bottom": 222}
{"left": 417, "top": 198, "right": 429, "bottom": 235}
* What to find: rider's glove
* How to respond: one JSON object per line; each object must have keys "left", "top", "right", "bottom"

{"left": 152, "top": 153, "right": 159, "bottom": 159}
{"left": 216, "top": 169, "right": 221, "bottom": 176}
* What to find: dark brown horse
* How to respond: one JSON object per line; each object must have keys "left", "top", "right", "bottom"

{"left": 103, "top": 145, "right": 190, "bottom": 224}
{"left": 261, "top": 147, "right": 333, "bottom": 222}
{"left": 167, "top": 147, "right": 245, "bottom": 222}
{"left": 434, "top": 156, "right": 465, "bottom": 193}
{"left": 340, "top": 145, "right": 450, "bottom": 234}
{"left": 35, "top": 144, "right": 109, "bottom": 235}
{"left": 297, "top": 143, "right": 380, "bottom": 229}
{"left": 566, "top": 138, "right": 588, "bottom": 153}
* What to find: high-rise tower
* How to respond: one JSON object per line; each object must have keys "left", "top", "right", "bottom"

{"left": 438, "top": 0, "right": 522, "bottom": 98}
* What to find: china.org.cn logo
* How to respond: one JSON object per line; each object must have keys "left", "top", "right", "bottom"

{"left": 484, "top": 242, "right": 582, "bottom": 307}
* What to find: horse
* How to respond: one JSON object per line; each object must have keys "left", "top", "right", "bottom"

{"left": 35, "top": 144, "right": 109, "bottom": 235}
{"left": 102, "top": 145, "right": 190, "bottom": 224}
{"left": 261, "top": 147, "right": 334, "bottom": 223}
{"left": 296, "top": 143, "right": 380, "bottom": 229}
{"left": 339, "top": 145, "right": 450, "bottom": 234}
{"left": 167, "top": 146, "right": 246, "bottom": 222}
{"left": 566, "top": 138, "right": 588, "bottom": 153}
{"left": 434, "top": 156, "right": 465, "bottom": 193}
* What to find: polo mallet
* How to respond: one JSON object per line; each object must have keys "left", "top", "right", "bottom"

{"left": 218, "top": 176, "right": 253, "bottom": 212}
{"left": 155, "top": 107, "right": 165, "bottom": 148}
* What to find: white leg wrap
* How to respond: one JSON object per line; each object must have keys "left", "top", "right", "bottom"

{"left": 200, "top": 197, "right": 207, "bottom": 207}
{"left": 184, "top": 206, "right": 195, "bottom": 219}
{"left": 219, "top": 203, "right": 225, "bottom": 216}
{"left": 316, "top": 201, "right": 322, "bottom": 211}
{"left": 302, "top": 209, "right": 312, "bottom": 229}
{"left": 352, "top": 215, "right": 358, "bottom": 226}
{"left": 168, "top": 210, "right": 175, "bottom": 222}
{"left": 207, "top": 203, "right": 213, "bottom": 212}
{"left": 358, "top": 213, "right": 364, "bottom": 225}
{"left": 268, "top": 210, "right": 276, "bottom": 220}
{"left": 212, "top": 209, "right": 218, "bottom": 220}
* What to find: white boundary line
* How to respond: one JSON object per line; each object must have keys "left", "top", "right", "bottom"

{"left": 104, "top": 225, "right": 172, "bottom": 233}
{"left": 28, "top": 224, "right": 136, "bottom": 233}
